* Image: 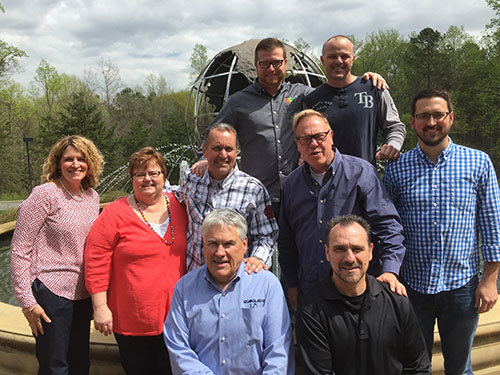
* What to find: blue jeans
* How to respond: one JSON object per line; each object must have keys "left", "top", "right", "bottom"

{"left": 407, "top": 275, "right": 479, "bottom": 375}
{"left": 31, "top": 278, "right": 92, "bottom": 375}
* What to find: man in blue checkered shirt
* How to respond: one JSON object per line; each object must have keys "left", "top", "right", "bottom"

{"left": 383, "top": 89, "right": 500, "bottom": 374}
{"left": 176, "top": 123, "right": 278, "bottom": 273}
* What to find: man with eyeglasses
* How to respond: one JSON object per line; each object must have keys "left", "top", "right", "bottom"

{"left": 305, "top": 35, "right": 406, "bottom": 164}
{"left": 193, "top": 37, "right": 386, "bottom": 218}
{"left": 176, "top": 122, "right": 278, "bottom": 273}
{"left": 383, "top": 89, "right": 500, "bottom": 374}
{"left": 278, "top": 109, "right": 406, "bottom": 311}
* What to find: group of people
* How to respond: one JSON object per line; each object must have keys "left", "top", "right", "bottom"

{"left": 9, "top": 34, "right": 500, "bottom": 375}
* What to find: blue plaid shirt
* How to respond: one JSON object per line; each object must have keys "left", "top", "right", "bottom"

{"left": 383, "top": 139, "right": 500, "bottom": 294}
{"left": 175, "top": 166, "right": 278, "bottom": 272}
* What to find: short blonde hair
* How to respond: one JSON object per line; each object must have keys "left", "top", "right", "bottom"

{"left": 292, "top": 109, "right": 330, "bottom": 132}
{"left": 41, "top": 135, "right": 104, "bottom": 189}
{"left": 128, "top": 147, "right": 167, "bottom": 178}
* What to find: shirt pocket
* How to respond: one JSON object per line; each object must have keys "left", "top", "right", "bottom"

{"left": 241, "top": 299, "right": 266, "bottom": 346}
{"left": 446, "top": 178, "right": 476, "bottom": 213}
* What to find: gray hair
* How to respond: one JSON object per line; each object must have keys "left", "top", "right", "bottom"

{"left": 205, "top": 122, "right": 238, "bottom": 142}
{"left": 202, "top": 209, "right": 247, "bottom": 240}
{"left": 325, "top": 214, "right": 371, "bottom": 246}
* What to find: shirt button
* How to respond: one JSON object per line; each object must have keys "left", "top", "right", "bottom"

{"left": 221, "top": 314, "right": 225, "bottom": 318}
{"left": 222, "top": 360, "right": 226, "bottom": 365}
{"left": 320, "top": 200, "right": 324, "bottom": 203}
{"left": 433, "top": 202, "right": 437, "bottom": 207}
{"left": 277, "top": 140, "right": 281, "bottom": 144}
{"left": 275, "top": 125, "right": 279, "bottom": 129}
{"left": 433, "top": 222, "right": 438, "bottom": 226}
{"left": 221, "top": 336, "right": 226, "bottom": 342}
{"left": 319, "top": 239, "right": 323, "bottom": 244}
{"left": 320, "top": 260, "right": 324, "bottom": 264}
{"left": 319, "top": 220, "right": 323, "bottom": 224}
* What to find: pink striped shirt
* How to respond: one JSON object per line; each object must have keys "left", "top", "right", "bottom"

{"left": 10, "top": 182, "right": 99, "bottom": 308}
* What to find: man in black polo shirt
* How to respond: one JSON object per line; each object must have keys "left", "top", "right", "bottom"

{"left": 296, "top": 214, "right": 430, "bottom": 375}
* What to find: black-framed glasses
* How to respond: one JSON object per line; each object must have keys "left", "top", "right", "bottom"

{"left": 133, "top": 170, "right": 162, "bottom": 180}
{"left": 295, "top": 130, "right": 331, "bottom": 146}
{"left": 414, "top": 112, "right": 450, "bottom": 121}
{"left": 257, "top": 59, "right": 285, "bottom": 69}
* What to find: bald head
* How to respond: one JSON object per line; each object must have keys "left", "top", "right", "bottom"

{"left": 321, "top": 35, "right": 356, "bottom": 87}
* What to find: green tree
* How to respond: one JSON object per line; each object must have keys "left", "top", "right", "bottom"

{"left": 293, "top": 37, "right": 313, "bottom": 55}
{"left": 39, "top": 91, "right": 118, "bottom": 172}
{"left": 0, "top": 40, "right": 27, "bottom": 80}
{"left": 0, "top": 82, "right": 38, "bottom": 194}
{"left": 189, "top": 43, "right": 208, "bottom": 84}
{"left": 32, "top": 59, "right": 62, "bottom": 115}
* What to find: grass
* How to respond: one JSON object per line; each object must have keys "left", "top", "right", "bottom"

{"left": 0, "top": 192, "right": 28, "bottom": 201}
{"left": 0, "top": 208, "right": 18, "bottom": 224}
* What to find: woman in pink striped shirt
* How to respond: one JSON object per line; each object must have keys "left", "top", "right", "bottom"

{"left": 10, "top": 135, "right": 103, "bottom": 375}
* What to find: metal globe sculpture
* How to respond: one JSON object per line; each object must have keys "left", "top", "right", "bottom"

{"left": 185, "top": 39, "right": 326, "bottom": 150}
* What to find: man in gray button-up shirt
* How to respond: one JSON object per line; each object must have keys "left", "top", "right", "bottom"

{"left": 194, "top": 37, "right": 385, "bottom": 215}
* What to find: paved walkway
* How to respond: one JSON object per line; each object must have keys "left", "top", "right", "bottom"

{"left": 0, "top": 201, "right": 22, "bottom": 211}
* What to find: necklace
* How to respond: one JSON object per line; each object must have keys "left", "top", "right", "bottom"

{"left": 59, "top": 178, "right": 84, "bottom": 202}
{"left": 134, "top": 194, "right": 174, "bottom": 245}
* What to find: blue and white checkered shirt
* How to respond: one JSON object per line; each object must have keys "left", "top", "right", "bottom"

{"left": 175, "top": 166, "right": 278, "bottom": 272}
{"left": 383, "top": 139, "right": 500, "bottom": 294}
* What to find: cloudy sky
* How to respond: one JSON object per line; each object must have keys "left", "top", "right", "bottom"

{"left": 1, "top": 0, "right": 496, "bottom": 92}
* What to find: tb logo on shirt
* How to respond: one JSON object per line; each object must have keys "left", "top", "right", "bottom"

{"left": 354, "top": 92, "right": 374, "bottom": 108}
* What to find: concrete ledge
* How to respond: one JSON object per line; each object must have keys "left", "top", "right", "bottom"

{"left": 0, "top": 302, "right": 123, "bottom": 374}
{"left": 431, "top": 303, "right": 500, "bottom": 374}
{"left": 0, "top": 221, "right": 15, "bottom": 234}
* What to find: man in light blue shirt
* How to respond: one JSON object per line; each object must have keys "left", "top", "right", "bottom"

{"left": 164, "top": 209, "right": 293, "bottom": 374}
{"left": 383, "top": 89, "right": 500, "bottom": 374}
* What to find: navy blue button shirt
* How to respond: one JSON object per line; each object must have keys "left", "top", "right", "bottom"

{"left": 278, "top": 149, "right": 405, "bottom": 291}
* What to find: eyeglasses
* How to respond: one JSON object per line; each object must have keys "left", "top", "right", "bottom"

{"left": 257, "top": 59, "right": 285, "bottom": 69}
{"left": 414, "top": 112, "right": 450, "bottom": 121}
{"left": 295, "top": 130, "right": 331, "bottom": 146}
{"left": 133, "top": 170, "right": 162, "bottom": 180}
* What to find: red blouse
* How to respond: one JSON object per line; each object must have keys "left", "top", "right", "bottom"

{"left": 85, "top": 194, "right": 187, "bottom": 335}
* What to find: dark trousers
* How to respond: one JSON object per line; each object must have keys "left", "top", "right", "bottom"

{"left": 114, "top": 333, "right": 172, "bottom": 375}
{"left": 406, "top": 276, "right": 479, "bottom": 375}
{"left": 31, "top": 278, "right": 92, "bottom": 375}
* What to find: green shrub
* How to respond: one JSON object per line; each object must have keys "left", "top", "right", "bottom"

{"left": 100, "top": 190, "right": 128, "bottom": 203}
{"left": 0, "top": 208, "right": 18, "bottom": 224}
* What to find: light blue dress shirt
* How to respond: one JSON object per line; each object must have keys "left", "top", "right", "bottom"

{"left": 164, "top": 262, "right": 294, "bottom": 374}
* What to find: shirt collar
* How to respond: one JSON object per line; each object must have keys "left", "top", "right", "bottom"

{"left": 203, "top": 262, "right": 244, "bottom": 293}
{"left": 416, "top": 138, "right": 455, "bottom": 164}
{"left": 320, "top": 274, "right": 383, "bottom": 301}
{"left": 303, "top": 147, "right": 338, "bottom": 177}
{"left": 203, "top": 165, "right": 240, "bottom": 188}
{"left": 254, "top": 80, "right": 288, "bottom": 97}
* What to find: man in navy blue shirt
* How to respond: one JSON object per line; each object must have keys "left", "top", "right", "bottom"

{"left": 305, "top": 35, "right": 406, "bottom": 165}
{"left": 279, "top": 109, "right": 406, "bottom": 310}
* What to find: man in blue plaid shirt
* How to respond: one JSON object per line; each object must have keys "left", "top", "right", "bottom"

{"left": 383, "top": 89, "right": 500, "bottom": 374}
{"left": 176, "top": 123, "right": 278, "bottom": 273}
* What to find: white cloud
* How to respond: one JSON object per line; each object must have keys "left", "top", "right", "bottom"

{"left": 0, "top": 0, "right": 496, "bottom": 91}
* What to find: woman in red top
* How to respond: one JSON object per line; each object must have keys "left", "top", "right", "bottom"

{"left": 85, "top": 147, "right": 187, "bottom": 375}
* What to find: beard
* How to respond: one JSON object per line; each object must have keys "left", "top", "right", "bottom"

{"left": 417, "top": 126, "right": 449, "bottom": 147}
